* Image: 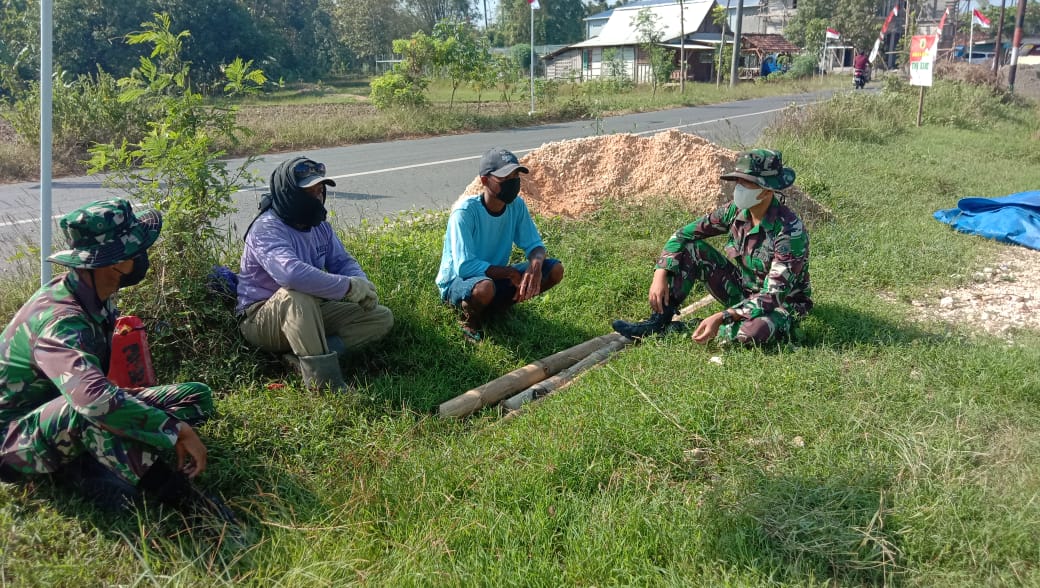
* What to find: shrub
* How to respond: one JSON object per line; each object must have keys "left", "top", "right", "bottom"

{"left": 370, "top": 70, "right": 428, "bottom": 109}
{"left": 785, "top": 54, "right": 818, "bottom": 79}
{"left": 2, "top": 67, "right": 152, "bottom": 160}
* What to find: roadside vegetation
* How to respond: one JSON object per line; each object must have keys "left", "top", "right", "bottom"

{"left": 0, "top": 72, "right": 843, "bottom": 184}
{"left": 1, "top": 46, "right": 1039, "bottom": 584}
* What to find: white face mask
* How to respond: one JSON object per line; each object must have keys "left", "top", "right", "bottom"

{"left": 732, "top": 184, "right": 765, "bottom": 210}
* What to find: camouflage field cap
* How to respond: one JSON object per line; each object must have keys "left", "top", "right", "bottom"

{"left": 720, "top": 148, "right": 796, "bottom": 191}
{"left": 47, "top": 198, "right": 162, "bottom": 268}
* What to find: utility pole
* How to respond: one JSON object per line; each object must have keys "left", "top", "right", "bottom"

{"left": 993, "top": 0, "right": 1008, "bottom": 73}
{"left": 1007, "top": 0, "right": 1027, "bottom": 92}
{"left": 717, "top": 0, "right": 732, "bottom": 88}
{"left": 678, "top": 0, "right": 686, "bottom": 93}
{"left": 729, "top": 0, "right": 743, "bottom": 88}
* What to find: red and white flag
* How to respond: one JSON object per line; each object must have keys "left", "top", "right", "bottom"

{"left": 528, "top": 0, "right": 540, "bottom": 9}
{"left": 972, "top": 9, "right": 991, "bottom": 29}
{"left": 826, "top": 28, "right": 840, "bottom": 40}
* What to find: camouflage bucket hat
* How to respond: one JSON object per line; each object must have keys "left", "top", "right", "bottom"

{"left": 47, "top": 198, "right": 162, "bottom": 269}
{"left": 720, "top": 148, "right": 796, "bottom": 191}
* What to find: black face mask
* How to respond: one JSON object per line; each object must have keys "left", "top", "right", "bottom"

{"left": 116, "top": 252, "right": 149, "bottom": 288}
{"left": 497, "top": 177, "right": 521, "bottom": 204}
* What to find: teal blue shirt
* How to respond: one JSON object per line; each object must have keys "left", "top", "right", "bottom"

{"left": 436, "top": 195, "right": 545, "bottom": 298}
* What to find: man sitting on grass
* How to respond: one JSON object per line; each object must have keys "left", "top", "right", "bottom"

{"left": 436, "top": 147, "right": 565, "bottom": 342}
{"left": 612, "top": 149, "right": 813, "bottom": 345}
{"left": 237, "top": 157, "right": 393, "bottom": 391}
{"left": 0, "top": 199, "right": 229, "bottom": 519}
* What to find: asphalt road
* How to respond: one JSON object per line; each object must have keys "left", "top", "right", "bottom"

{"left": 0, "top": 88, "right": 837, "bottom": 274}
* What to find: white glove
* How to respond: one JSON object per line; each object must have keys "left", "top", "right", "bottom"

{"left": 345, "top": 276, "right": 378, "bottom": 311}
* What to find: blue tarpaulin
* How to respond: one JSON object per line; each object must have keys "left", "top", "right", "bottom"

{"left": 933, "top": 191, "right": 1040, "bottom": 250}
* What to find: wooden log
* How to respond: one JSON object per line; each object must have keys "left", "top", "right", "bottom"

{"left": 500, "top": 337, "right": 630, "bottom": 412}
{"left": 438, "top": 333, "right": 627, "bottom": 418}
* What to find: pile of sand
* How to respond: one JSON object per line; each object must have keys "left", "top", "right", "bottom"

{"left": 460, "top": 130, "right": 831, "bottom": 223}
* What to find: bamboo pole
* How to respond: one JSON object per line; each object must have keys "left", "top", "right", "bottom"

{"left": 501, "top": 336, "right": 630, "bottom": 412}
{"left": 438, "top": 333, "right": 627, "bottom": 418}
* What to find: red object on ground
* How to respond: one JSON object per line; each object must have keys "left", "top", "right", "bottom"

{"left": 108, "top": 315, "right": 157, "bottom": 388}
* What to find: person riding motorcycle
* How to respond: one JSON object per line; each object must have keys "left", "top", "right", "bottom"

{"left": 853, "top": 50, "right": 870, "bottom": 89}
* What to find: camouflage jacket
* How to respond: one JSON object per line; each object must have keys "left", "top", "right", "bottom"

{"left": 0, "top": 272, "right": 180, "bottom": 449}
{"left": 657, "top": 199, "right": 812, "bottom": 318}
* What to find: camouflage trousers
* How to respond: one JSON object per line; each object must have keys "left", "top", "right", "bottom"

{"left": 667, "top": 241, "right": 804, "bottom": 345}
{"left": 0, "top": 383, "right": 212, "bottom": 485}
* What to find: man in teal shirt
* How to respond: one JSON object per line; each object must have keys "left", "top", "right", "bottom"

{"left": 436, "top": 148, "right": 565, "bottom": 341}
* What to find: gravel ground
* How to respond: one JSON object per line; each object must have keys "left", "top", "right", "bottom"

{"left": 899, "top": 245, "right": 1040, "bottom": 341}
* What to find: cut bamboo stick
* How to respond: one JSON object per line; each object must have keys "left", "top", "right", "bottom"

{"left": 501, "top": 337, "right": 630, "bottom": 412}
{"left": 438, "top": 333, "right": 627, "bottom": 418}
{"left": 678, "top": 294, "right": 715, "bottom": 317}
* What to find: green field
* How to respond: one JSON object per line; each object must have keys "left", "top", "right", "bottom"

{"left": 1, "top": 78, "right": 1039, "bottom": 586}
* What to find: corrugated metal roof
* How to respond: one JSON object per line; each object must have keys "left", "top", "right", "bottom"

{"left": 573, "top": 0, "right": 717, "bottom": 48}
{"left": 585, "top": 0, "right": 760, "bottom": 22}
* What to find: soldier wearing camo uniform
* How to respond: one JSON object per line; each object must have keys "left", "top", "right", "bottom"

{"left": 612, "top": 149, "right": 812, "bottom": 345}
{"left": 0, "top": 199, "right": 218, "bottom": 511}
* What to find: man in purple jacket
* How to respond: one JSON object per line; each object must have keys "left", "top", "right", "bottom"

{"left": 236, "top": 157, "right": 393, "bottom": 392}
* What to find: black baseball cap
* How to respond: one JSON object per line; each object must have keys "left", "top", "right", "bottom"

{"left": 479, "top": 148, "right": 529, "bottom": 178}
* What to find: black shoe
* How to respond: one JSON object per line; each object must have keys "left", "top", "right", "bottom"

{"left": 612, "top": 305, "right": 677, "bottom": 339}
{"left": 58, "top": 456, "right": 139, "bottom": 513}
{"left": 139, "top": 460, "right": 239, "bottom": 526}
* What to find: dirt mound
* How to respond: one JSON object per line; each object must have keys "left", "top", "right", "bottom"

{"left": 460, "top": 130, "right": 832, "bottom": 222}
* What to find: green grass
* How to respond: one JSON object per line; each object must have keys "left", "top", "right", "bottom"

{"left": 2, "top": 80, "right": 1039, "bottom": 586}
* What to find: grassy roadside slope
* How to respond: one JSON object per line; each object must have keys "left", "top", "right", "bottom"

{"left": 1, "top": 80, "right": 1039, "bottom": 586}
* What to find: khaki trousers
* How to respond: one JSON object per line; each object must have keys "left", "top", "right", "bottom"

{"left": 239, "top": 288, "right": 393, "bottom": 356}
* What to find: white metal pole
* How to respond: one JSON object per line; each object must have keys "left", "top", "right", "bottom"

{"left": 40, "top": 0, "right": 53, "bottom": 284}
{"left": 529, "top": 4, "right": 535, "bottom": 115}
{"left": 969, "top": 18, "right": 975, "bottom": 63}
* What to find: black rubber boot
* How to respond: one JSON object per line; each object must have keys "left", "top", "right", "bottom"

{"left": 612, "top": 305, "right": 677, "bottom": 339}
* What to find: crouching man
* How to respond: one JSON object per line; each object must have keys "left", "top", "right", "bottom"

{"left": 236, "top": 157, "right": 393, "bottom": 391}
{"left": 0, "top": 199, "right": 225, "bottom": 517}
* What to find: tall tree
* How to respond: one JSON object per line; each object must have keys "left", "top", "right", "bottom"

{"left": 497, "top": 0, "right": 585, "bottom": 45}
{"left": 328, "top": 0, "right": 410, "bottom": 71}
{"left": 405, "top": 0, "right": 473, "bottom": 32}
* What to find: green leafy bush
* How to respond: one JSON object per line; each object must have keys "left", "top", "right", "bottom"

{"left": 785, "top": 54, "right": 817, "bottom": 79}
{"left": 2, "top": 67, "right": 152, "bottom": 159}
{"left": 370, "top": 70, "right": 428, "bottom": 109}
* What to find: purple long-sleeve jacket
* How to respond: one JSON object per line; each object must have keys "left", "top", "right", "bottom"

{"left": 236, "top": 211, "right": 368, "bottom": 314}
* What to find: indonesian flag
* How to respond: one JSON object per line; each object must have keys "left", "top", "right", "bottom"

{"left": 529, "top": 0, "right": 540, "bottom": 9}
{"left": 826, "top": 28, "right": 840, "bottom": 40}
{"left": 972, "top": 9, "right": 991, "bottom": 29}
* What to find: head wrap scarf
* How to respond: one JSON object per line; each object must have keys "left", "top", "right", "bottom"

{"left": 245, "top": 156, "right": 327, "bottom": 238}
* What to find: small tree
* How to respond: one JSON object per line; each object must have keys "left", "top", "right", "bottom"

{"left": 432, "top": 20, "right": 484, "bottom": 110}
{"left": 495, "top": 54, "right": 522, "bottom": 104}
{"left": 634, "top": 8, "right": 674, "bottom": 98}
{"left": 86, "top": 13, "right": 265, "bottom": 370}
{"left": 369, "top": 31, "right": 436, "bottom": 109}
{"left": 602, "top": 47, "right": 628, "bottom": 83}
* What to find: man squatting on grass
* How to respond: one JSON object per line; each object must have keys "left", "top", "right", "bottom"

{"left": 613, "top": 149, "right": 813, "bottom": 345}
{"left": 237, "top": 157, "right": 393, "bottom": 392}
{"left": 0, "top": 199, "right": 224, "bottom": 515}
{"left": 436, "top": 148, "right": 565, "bottom": 341}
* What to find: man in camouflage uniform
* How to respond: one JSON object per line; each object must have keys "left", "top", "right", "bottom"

{"left": 0, "top": 199, "right": 217, "bottom": 512}
{"left": 612, "top": 149, "right": 813, "bottom": 345}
